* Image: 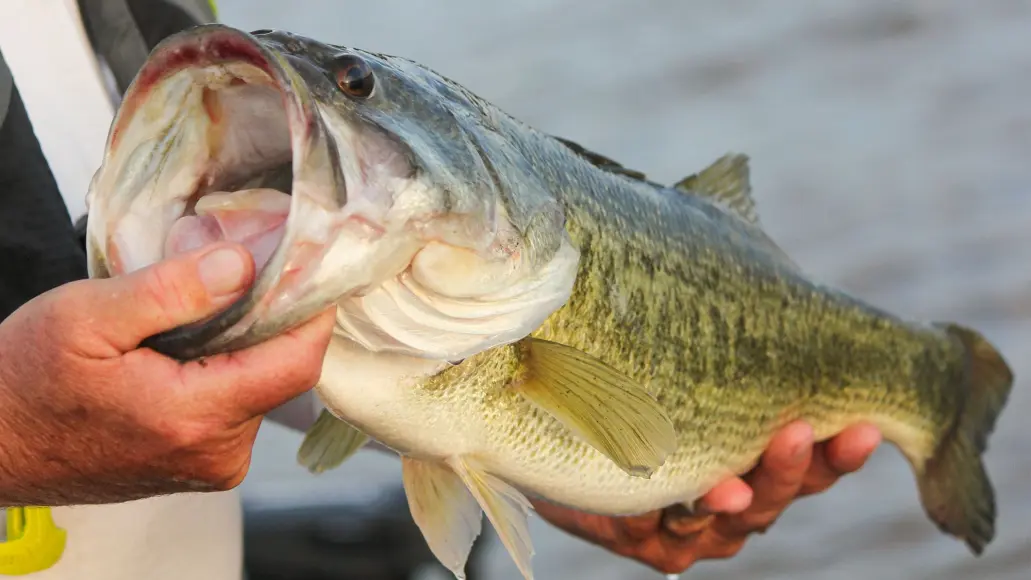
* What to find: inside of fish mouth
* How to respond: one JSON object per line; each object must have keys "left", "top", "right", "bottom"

{"left": 163, "top": 62, "right": 297, "bottom": 275}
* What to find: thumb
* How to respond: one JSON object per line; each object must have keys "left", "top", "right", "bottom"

{"left": 82, "top": 242, "right": 255, "bottom": 354}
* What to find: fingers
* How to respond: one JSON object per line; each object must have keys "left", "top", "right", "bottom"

{"left": 529, "top": 500, "right": 596, "bottom": 539}
{"left": 68, "top": 243, "right": 255, "bottom": 356}
{"left": 180, "top": 308, "right": 337, "bottom": 421}
{"left": 532, "top": 498, "right": 659, "bottom": 545}
{"left": 662, "top": 476, "right": 751, "bottom": 538}
{"left": 616, "top": 512, "right": 665, "bottom": 542}
{"left": 531, "top": 422, "right": 883, "bottom": 577}
{"left": 532, "top": 501, "right": 627, "bottom": 551}
{"left": 694, "top": 476, "right": 753, "bottom": 515}
{"left": 663, "top": 421, "right": 814, "bottom": 543}
{"left": 662, "top": 503, "right": 714, "bottom": 538}
{"left": 714, "top": 421, "right": 814, "bottom": 536}
{"left": 801, "top": 422, "right": 881, "bottom": 496}
{"left": 826, "top": 423, "right": 881, "bottom": 471}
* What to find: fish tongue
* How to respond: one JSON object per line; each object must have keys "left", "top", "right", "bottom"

{"left": 164, "top": 188, "right": 291, "bottom": 271}
{"left": 164, "top": 214, "right": 224, "bottom": 257}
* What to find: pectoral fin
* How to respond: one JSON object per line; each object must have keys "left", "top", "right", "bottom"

{"left": 515, "top": 338, "right": 678, "bottom": 478}
{"left": 296, "top": 409, "right": 370, "bottom": 474}
{"left": 451, "top": 458, "right": 536, "bottom": 580}
{"left": 401, "top": 457, "right": 483, "bottom": 579}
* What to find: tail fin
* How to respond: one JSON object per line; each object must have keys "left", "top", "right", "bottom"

{"left": 919, "top": 323, "right": 1014, "bottom": 555}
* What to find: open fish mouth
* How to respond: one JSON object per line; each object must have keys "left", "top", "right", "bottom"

{"left": 84, "top": 25, "right": 578, "bottom": 364}
{"left": 85, "top": 25, "right": 347, "bottom": 358}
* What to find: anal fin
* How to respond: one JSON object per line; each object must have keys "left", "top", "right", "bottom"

{"left": 401, "top": 457, "right": 484, "bottom": 579}
{"left": 515, "top": 338, "right": 678, "bottom": 478}
{"left": 297, "top": 409, "right": 370, "bottom": 474}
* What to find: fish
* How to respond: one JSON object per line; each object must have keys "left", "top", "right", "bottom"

{"left": 82, "top": 24, "right": 1015, "bottom": 580}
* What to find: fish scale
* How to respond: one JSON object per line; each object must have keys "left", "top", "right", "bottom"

{"left": 83, "top": 24, "right": 1014, "bottom": 580}
{"left": 314, "top": 142, "right": 1008, "bottom": 578}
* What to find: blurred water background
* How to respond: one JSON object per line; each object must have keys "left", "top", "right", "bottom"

{"left": 219, "top": 1, "right": 1031, "bottom": 578}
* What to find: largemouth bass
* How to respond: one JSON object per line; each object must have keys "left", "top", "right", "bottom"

{"left": 83, "top": 24, "right": 1014, "bottom": 580}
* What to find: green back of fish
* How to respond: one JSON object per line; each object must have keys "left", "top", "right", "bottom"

{"left": 545, "top": 135, "right": 962, "bottom": 442}
{"left": 409, "top": 105, "right": 1012, "bottom": 554}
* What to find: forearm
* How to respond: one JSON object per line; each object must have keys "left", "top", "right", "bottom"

{"left": 0, "top": 372, "right": 176, "bottom": 507}
{"left": 0, "top": 362, "right": 52, "bottom": 506}
{"left": 0, "top": 400, "right": 34, "bottom": 507}
{"left": 0, "top": 388, "right": 115, "bottom": 507}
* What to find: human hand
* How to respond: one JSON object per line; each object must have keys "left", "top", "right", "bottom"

{"left": 532, "top": 420, "right": 882, "bottom": 575}
{"left": 0, "top": 242, "right": 334, "bottom": 506}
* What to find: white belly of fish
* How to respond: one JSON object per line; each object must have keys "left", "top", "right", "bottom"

{"left": 310, "top": 332, "right": 742, "bottom": 580}
{"left": 314, "top": 336, "right": 482, "bottom": 460}
{"left": 314, "top": 334, "right": 730, "bottom": 517}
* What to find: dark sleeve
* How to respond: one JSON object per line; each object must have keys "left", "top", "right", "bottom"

{"left": 0, "top": 78, "right": 88, "bottom": 321}
{"left": 77, "top": 0, "right": 210, "bottom": 96}
{"left": 0, "top": 2, "right": 211, "bottom": 321}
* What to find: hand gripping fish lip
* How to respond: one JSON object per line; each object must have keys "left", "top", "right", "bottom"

{"left": 86, "top": 25, "right": 337, "bottom": 360}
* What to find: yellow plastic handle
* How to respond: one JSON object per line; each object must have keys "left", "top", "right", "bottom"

{"left": 0, "top": 507, "right": 66, "bottom": 575}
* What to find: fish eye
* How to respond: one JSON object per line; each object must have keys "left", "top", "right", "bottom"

{"left": 250, "top": 29, "right": 274, "bottom": 35}
{"left": 333, "top": 55, "right": 375, "bottom": 98}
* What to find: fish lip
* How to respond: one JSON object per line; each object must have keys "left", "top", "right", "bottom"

{"left": 107, "top": 24, "right": 318, "bottom": 155}
{"left": 90, "top": 24, "right": 335, "bottom": 361}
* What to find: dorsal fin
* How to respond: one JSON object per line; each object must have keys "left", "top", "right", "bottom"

{"left": 554, "top": 138, "right": 800, "bottom": 271}
{"left": 553, "top": 136, "right": 650, "bottom": 182}
{"left": 554, "top": 136, "right": 757, "bottom": 226}
{"left": 554, "top": 136, "right": 758, "bottom": 226}
{"left": 672, "top": 153, "right": 757, "bottom": 224}
{"left": 677, "top": 154, "right": 802, "bottom": 270}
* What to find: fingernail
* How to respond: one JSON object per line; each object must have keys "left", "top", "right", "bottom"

{"left": 791, "top": 424, "right": 814, "bottom": 461}
{"left": 791, "top": 441, "right": 809, "bottom": 461}
{"left": 198, "top": 246, "right": 249, "bottom": 298}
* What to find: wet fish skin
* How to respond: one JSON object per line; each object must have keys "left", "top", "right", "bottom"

{"left": 417, "top": 179, "right": 977, "bottom": 510}
{"left": 309, "top": 67, "right": 1013, "bottom": 578}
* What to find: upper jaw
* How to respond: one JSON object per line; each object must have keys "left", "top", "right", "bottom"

{"left": 85, "top": 24, "right": 330, "bottom": 278}
{"left": 105, "top": 24, "right": 319, "bottom": 158}
{"left": 84, "top": 25, "right": 351, "bottom": 359}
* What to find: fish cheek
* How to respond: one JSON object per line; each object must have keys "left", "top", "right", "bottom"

{"left": 409, "top": 241, "right": 520, "bottom": 299}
